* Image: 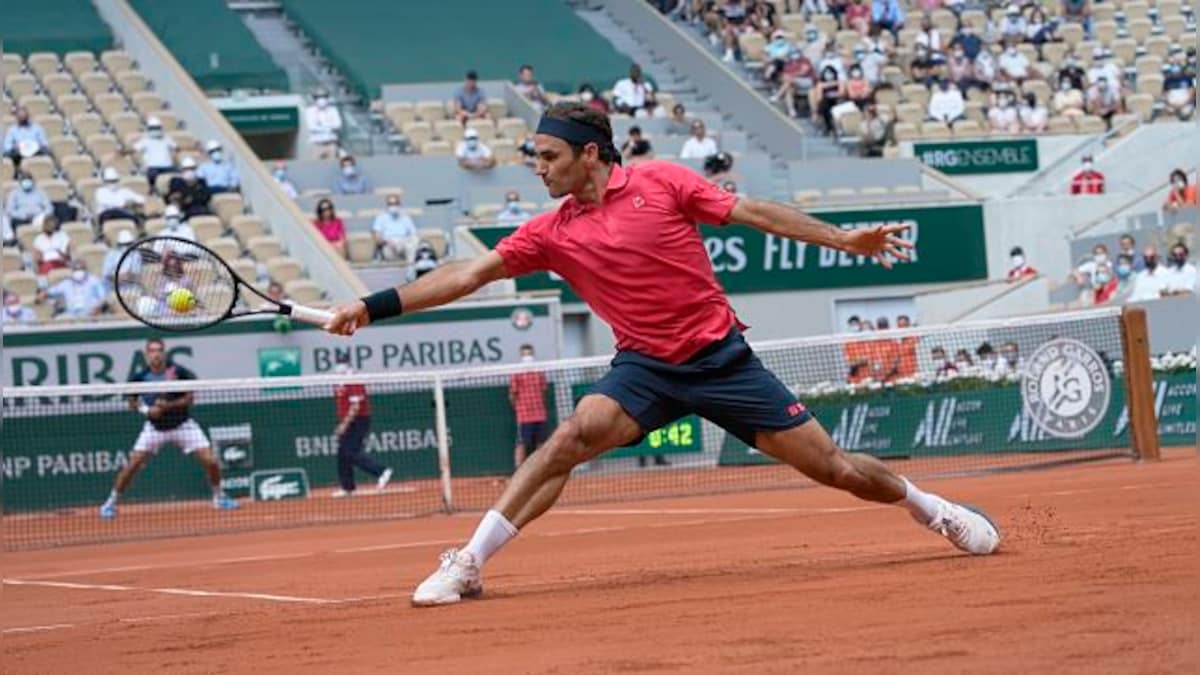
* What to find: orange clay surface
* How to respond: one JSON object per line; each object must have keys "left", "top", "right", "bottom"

{"left": 3, "top": 449, "right": 1197, "bottom": 674}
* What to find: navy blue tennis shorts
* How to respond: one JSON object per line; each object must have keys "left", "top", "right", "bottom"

{"left": 589, "top": 329, "right": 812, "bottom": 447}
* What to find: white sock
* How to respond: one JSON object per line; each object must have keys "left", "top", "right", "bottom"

{"left": 104, "top": 489, "right": 119, "bottom": 506}
{"left": 901, "top": 478, "right": 943, "bottom": 523}
{"left": 463, "top": 509, "right": 518, "bottom": 564}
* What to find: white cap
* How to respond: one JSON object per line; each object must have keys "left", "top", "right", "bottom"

{"left": 117, "top": 230, "right": 135, "bottom": 244}
{"left": 180, "top": 156, "right": 197, "bottom": 169}
{"left": 204, "top": 139, "right": 221, "bottom": 152}
{"left": 146, "top": 116, "right": 162, "bottom": 128}
{"left": 164, "top": 204, "right": 182, "bottom": 218}
{"left": 102, "top": 167, "right": 120, "bottom": 182}
{"left": 1093, "top": 46, "right": 1105, "bottom": 57}
{"left": 464, "top": 128, "right": 480, "bottom": 139}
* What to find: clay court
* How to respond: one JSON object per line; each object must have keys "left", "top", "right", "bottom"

{"left": 3, "top": 449, "right": 1197, "bottom": 674}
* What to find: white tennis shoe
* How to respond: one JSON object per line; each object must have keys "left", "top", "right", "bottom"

{"left": 376, "top": 468, "right": 393, "bottom": 491}
{"left": 919, "top": 500, "right": 1001, "bottom": 555}
{"left": 411, "top": 548, "right": 482, "bottom": 607}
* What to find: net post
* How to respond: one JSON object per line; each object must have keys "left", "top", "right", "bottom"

{"left": 432, "top": 374, "right": 455, "bottom": 512}
{"left": 1119, "top": 305, "right": 1160, "bottom": 461}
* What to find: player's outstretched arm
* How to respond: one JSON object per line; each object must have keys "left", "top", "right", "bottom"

{"left": 728, "top": 198, "right": 913, "bottom": 269}
{"left": 326, "top": 251, "right": 509, "bottom": 336}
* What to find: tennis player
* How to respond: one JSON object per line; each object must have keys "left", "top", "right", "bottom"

{"left": 326, "top": 102, "right": 1000, "bottom": 606}
{"left": 99, "top": 337, "right": 239, "bottom": 518}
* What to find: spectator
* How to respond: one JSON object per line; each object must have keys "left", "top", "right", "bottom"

{"left": 680, "top": 119, "right": 720, "bottom": 159}
{"left": 975, "top": 342, "right": 1009, "bottom": 377}
{"left": 612, "top": 64, "right": 656, "bottom": 115}
{"left": 160, "top": 204, "right": 196, "bottom": 242}
{"left": 622, "top": 126, "right": 655, "bottom": 164}
{"left": 1069, "top": 155, "right": 1105, "bottom": 194}
{"left": 577, "top": 83, "right": 610, "bottom": 114}
{"left": 810, "top": 65, "right": 845, "bottom": 133}
{"left": 272, "top": 162, "right": 298, "bottom": 199}
{"left": 931, "top": 345, "right": 958, "bottom": 379}
{"left": 407, "top": 241, "right": 440, "bottom": 282}
{"left": 1072, "top": 243, "right": 1110, "bottom": 286}
{"left": 666, "top": 103, "right": 692, "bottom": 135}
{"left": 372, "top": 193, "right": 418, "bottom": 262}
{"left": 312, "top": 199, "right": 347, "bottom": 257}
{"left": 997, "top": 43, "right": 1033, "bottom": 84}
{"left": 330, "top": 353, "right": 392, "bottom": 497}
{"left": 130, "top": 117, "right": 177, "bottom": 188}
{"left": 514, "top": 64, "right": 549, "bottom": 111}
{"left": 896, "top": 314, "right": 912, "bottom": 328}
{"left": 998, "top": 5, "right": 1026, "bottom": 42}
{"left": 453, "top": 71, "right": 490, "bottom": 124}
{"left": 928, "top": 79, "right": 966, "bottom": 123}
{"left": 305, "top": 90, "right": 342, "bottom": 159}
{"left": 43, "top": 259, "right": 106, "bottom": 318}
{"left": 1090, "top": 257, "right": 1119, "bottom": 305}
{"left": 497, "top": 191, "right": 532, "bottom": 225}
{"left": 1018, "top": 92, "right": 1049, "bottom": 133}
{"left": 167, "top": 157, "right": 212, "bottom": 218}
{"left": 1058, "top": 55, "right": 1087, "bottom": 91}
{"left": 197, "top": 140, "right": 240, "bottom": 193}
{"left": 972, "top": 50, "right": 997, "bottom": 88}
{"left": 517, "top": 133, "right": 538, "bottom": 167}
{"left": 1163, "top": 169, "right": 1198, "bottom": 211}
{"left": 1025, "top": 7, "right": 1057, "bottom": 46}
{"left": 1006, "top": 246, "right": 1038, "bottom": 281}
{"left": 817, "top": 42, "right": 847, "bottom": 80}
{"left": 1052, "top": 75, "right": 1086, "bottom": 117}
{"left": 846, "top": 315, "right": 863, "bottom": 333}
{"left": 1118, "top": 234, "right": 1144, "bottom": 272}
{"left": 2, "top": 106, "right": 49, "bottom": 168}
{"left": 844, "top": 64, "right": 873, "bottom": 109}
{"left": 455, "top": 128, "right": 497, "bottom": 172}
{"left": 910, "top": 43, "right": 938, "bottom": 84}
{"left": 914, "top": 14, "right": 944, "bottom": 66}
{"left": 946, "top": 44, "right": 976, "bottom": 90}
{"left": 1128, "top": 246, "right": 1170, "bottom": 301}
{"left": 1000, "top": 341, "right": 1022, "bottom": 373}
{"left": 1111, "top": 252, "right": 1137, "bottom": 301}
{"left": 764, "top": 30, "right": 793, "bottom": 69}
{"left": 857, "top": 42, "right": 888, "bottom": 87}
{"left": 5, "top": 172, "right": 53, "bottom": 228}
{"left": 949, "top": 23, "right": 983, "bottom": 61}
{"left": 703, "top": 151, "right": 736, "bottom": 183}
{"left": 2, "top": 290, "right": 37, "bottom": 323}
{"left": 709, "top": 0, "right": 750, "bottom": 63}
{"left": 266, "top": 281, "right": 289, "bottom": 305}
{"left": 987, "top": 88, "right": 1021, "bottom": 134}
{"left": 335, "top": 155, "right": 369, "bottom": 195}
{"left": 871, "top": 0, "right": 906, "bottom": 35}
{"left": 1162, "top": 56, "right": 1196, "bottom": 121}
{"left": 1087, "top": 48, "right": 1122, "bottom": 89}
{"left": 2, "top": 214, "right": 13, "bottom": 247}
{"left": 953, "top": 348, "right": 974, "bottom": 371}
{"left": 94, "top": 167, "right": 145, "bottom": 224}
{"left": 1162, "top": 242, "right": 1197, "bottom": 296}
{"left": 774, "top": 49, "right": 817, "bottom": 118}
{"left": 845, "top": 0, "right": 872, "bottom": 34}
{"left": 1059, "top": 0, "right": 1094, "bottom": 40}
{"left": 102, "top": 229, "right": 138, "bottom": 292}
{"left": 509, "top": 343, "right": 550, "bottom": 467}
{"left": 858, "top": 103, "right": 890, "bottom": 157}
{"left": 30, "top": 214, "right": 70, "bottom": 275}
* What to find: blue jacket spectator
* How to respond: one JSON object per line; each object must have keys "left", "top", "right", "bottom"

{"left": 198, "top": 140, "right": 241, "bottom": 193}
{"left": 335, "top": 156, "right": 369, "bottom": 195}
{"left": 3, "top": 107, "right": 49, "bottom": 165}
{"left": 871, "top": 0, "right": 906, "bottom": 33}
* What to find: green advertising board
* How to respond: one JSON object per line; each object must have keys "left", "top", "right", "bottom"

{"left": 569, "top": 382, "right": 701, "bottom": 458}
{"left": 913, "top": 139, "right": 1039, "bottom": 175}
{"left": 718, "top": 372, "right": 1196, "bottom": 465}
{"left": 219, "top": 106, "right": 300, "bottom": 134}
{"left": 470, "top": 204, "right": 986, "bottom": 302}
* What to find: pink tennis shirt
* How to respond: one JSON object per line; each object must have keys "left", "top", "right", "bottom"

{"left": 495, "top": 160, "right": 740, "bottom": 364}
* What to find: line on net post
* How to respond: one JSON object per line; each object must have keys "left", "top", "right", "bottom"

{"left": 1119, "top": 306, "right": 1161, "bottom": 461}
{"left": 433, "top": 373, "right": 454, "bottom": 512}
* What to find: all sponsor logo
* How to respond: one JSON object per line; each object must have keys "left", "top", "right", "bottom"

{"left": 251, "top": 469, "right": 310, "bottom": 502}
{"left": 1021, "top": 338, "right": 1112, "bottom": 439}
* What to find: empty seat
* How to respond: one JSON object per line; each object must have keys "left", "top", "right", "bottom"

{"left": 466, "top": 118, "right": 496, "bottom": 141}
{"left": 84, "top": 134, "right": 119, "bottom": 161}
{"left": 18, "top": 94, "right": 52, "bottom": 117}
{"left": 93, "top": 92, "right": 128, "bottom": 121}
{"left": 415, "top": 100, "right": 445, "bottom": 121}
{"left": 421, "top": 140, "right": 453, "bottom": 156}
{"left": 205, "top": 237, "right": 241, "bottom": 262}
{"left": 33, "top": 113, "right": 66, "bottom": 138}
{"left": 486, "top": 97, "right": 508, "bottom": 119}
{"left": 188, "top": 215, "right": 224, "bottom": 242}
{"left": 4, "top": 271, "right": 39, "bottom": 303}
{"left": 102, "top": 219, "right": 138, "bottom": 245}
{"left": 74, "top": 177, "right": 102, "bottom": 206}
{"left": 155, "top": 110, "right": 180, "bottom": 131}
{"left": 41, "top": 73, "right": 76, "bottom": 100}
{"left": 77, "top": 243, "right": 109, "bottom": 276}
{"left": 5, "top": 74, "right": 38, "bottom": 99}
{"left": 79, "top": 72, "right": 113, "bottom": 98}
{"left": 435, "top": 119, "right": 465, "bottom": 144}
{"left": 230, "top": 215, "right": 266, "bottom": 242}
{"left": 114, "top": 71, "right": 147, "bottom": 96}
{"left": 109, "top": 111, "right": 143, "bottom": 140}
{"left": 497, "top": 117, "right": 527, "bottom": 139}
{"left": 229, "top": 258, "right": 258, "bottom": 284}
{"left": 39, "top": 178, "right": 71, "bottom": 202}
{"left": 21, "top": 156, "right": 56, "bottom": 181}
{"left": 284, "top": 279, "right": 323, "bottom": 305}
{"left": 1, "top": 54, "right": 22, "bottom": 80}
{"left": 265, "top": 256, "right": 302, "bottom": 284}
{"left": 345, "top": 231, "right": 377, "bottom": 263}
{"left": 70, "top": 113, "right": 104, "bottom": 138}
{"left": 119, "top": 175, "right": 150, "bottom": 197}
{"left": 63, "top": 221, "right": 98, "bottom": 251}
{"left": 25, "top": 53, "right": 60, "bottom": 81}
{"left": 100, "top": 50, "right": 133, "bottom": 75}
{"left": 55, "top": 93, "right": 90, "bottom": 118}
{"left": 491, "top": 138, "right": 517, "bottom": 164}
{"left": 385, "top": 101, "right": 417, "bottom": 128}
{"left": 247, "top": 235, "right": 283, "bottom": 261}
{"left": 401, "top": 121, "right": 434, "bottom": 150}
{"left": 209, "top": 193, "right": 244, "bottom": 226}
{"left": 64, "top": 51, "right": 98, "bottom": 79}
{"left": 2, "top": 247, "right": 24, "bottom": 274}
{"left": 1074, "top": 115, "right": 1108, "bottom": 134}
{"left": 131, "top": 92, "right": 164, "bottom": 117}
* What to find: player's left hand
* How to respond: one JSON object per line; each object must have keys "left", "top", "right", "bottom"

{"left": 840, "top": 223, "right": 913, "bottom": 269}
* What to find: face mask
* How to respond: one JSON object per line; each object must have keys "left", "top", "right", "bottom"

{"left": 1145, "top": 257, "right": 1158, "bottom": 270}
{"left": 1011, "top": 255, "right": 1025, "bottom": 268}
{"left": 71, "top": 270, "right": 87, "bottom": 282}
{"left": 1173, "top": 180, "right": 1186, "bottom": 189}
{"left": 1003, "top": 352, "right": 1018, "bottom": 364}
{"left": 5, "top": 303, "right": 20, "bottom": 316}
{"left": 466, "top": 139, "right": 479, "bottom": 149}
{"left": 387, "top": 205, "right": 402, "bottom": 216}
{"left": 1094, "top": 269, "right": 1112, "bottom": 284}
{"left": 520, "top": 355, "right": 534, "bottom": 363}
{"left": 317, "top": 97, "right": 329, "bottom": 109}
{"left": 580, "top": 90, "right": 594, "bottom": 102}
{"left": 507, "top": 201, "right": 521, "bottom": 211}
{"left": 851, "top": 70, "right": 862, "bottom": 78}
{"left": 183, "top": 169, "right": 197, "bottom": 181}
{"left": 1116, "top": 264, "right": 1132, "bottom": 279}
{"left": 953, "top": 51, "right": 964, "bottom": 59}
{"left": 274, "top": 170, "right": 286, "bottom": 181}
{"left": 149, "top": 129, "right": 163, "bottom": 139}
{"left": 166, "top": 218, "right": 181, "bottom": 229}
{"left": 1093, "top": 252, "right": 1107, "bottom": 264}
{"left": 982, "top": 355, "right": 996, "bottom": 364}
{"left": 1171, "top": 254, "right": 1187, "bottom": 267}
{"left": 849, "top": 324, "right": 861, "bottom": 333}
{"left": 210, "top": 151, "right": 223, "bottom": 163}
{"left": 341, "top": 165, "right": 356, "bottom": 177}
{"left": 1082, "top": 161, "right": 1093, "bottom": 170}
{"left": 20, "top": 178, "right": 33, "bottom": 191}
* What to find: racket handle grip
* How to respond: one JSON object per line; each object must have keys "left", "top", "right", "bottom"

{"left": 287, "top": 304, "right": 335, "bottom": 327}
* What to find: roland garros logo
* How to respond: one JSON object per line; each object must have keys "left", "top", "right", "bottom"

{"left": 1021, "top": 338, "right": 1112, "bottom": 439}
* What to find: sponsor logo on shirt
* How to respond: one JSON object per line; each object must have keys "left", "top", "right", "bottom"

{"left": 786, "top": 402, "right": 806, "bottom": 417}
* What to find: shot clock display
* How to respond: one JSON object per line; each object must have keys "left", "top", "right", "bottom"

{"left": 607, "top": 415, "right": 703, "bottom": 459}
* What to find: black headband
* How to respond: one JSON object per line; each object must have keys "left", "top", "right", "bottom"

{"left": 536, "top": 116, "right": 621, "bottom": 164}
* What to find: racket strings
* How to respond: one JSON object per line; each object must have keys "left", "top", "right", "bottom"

{"left": 115, "top": 237, "right": 239, "bottom": 330}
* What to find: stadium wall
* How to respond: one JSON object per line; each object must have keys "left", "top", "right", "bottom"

{"left": 983, "top": 194, "right": 1131, "bottom": 282}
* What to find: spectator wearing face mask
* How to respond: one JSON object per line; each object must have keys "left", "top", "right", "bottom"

{"left": 197, "top": 140, "right": 240, "bottom": 193}
{"left": 1025, "top": 8, "right": 1057, "bottom": 45}
{"left": 666, "top": 103, "right": 692, "bottom": 135}
{"left": 997, "top": 41, "right": 1033, "bottom": 84}
{"left": 1058, "top": 56, "right": 1088, "bottom": 91}
{"left": 456, "top": 128, "right": 496, "bottom": 172}
{"left": 679, "top": 120, "right": 720, "bottom": 159}
{"left": 577, "top": 83, "right": 610, "bottom": 114}
{"left": 973, "top": 50, "right": 998, "bottom": 88}
{"left": 764, "top": 30, "right": 794, "bottom": 81}
{"left": 858, "top": 103, "right": 890, "bottom": 157}
{"left": 159, "top": 204, "right": 196, "bottom": 242}
{"left": 930, "top": 345, "right": 958, "bottom": 380}
{"left": 1128, "top": 246, "right": 1169, "bottom": 301}
{"left": 102, "top": 229, "right": 138, "bottom": 290}
{"left": 845, "top": 0, "right": 872, "bottom": 34}
{"left": 810, "top": 66, "right": 845, "bottom": 134}
{"left": 999, "top": 341, "right": 1022, "bottom": 373}
{"left": 167, "top": 157, "right": 212, "bottom": 218}
{"left": 272, "top": 161, "right": 298, "bottom": 199}
{"left": 2, "top": 106, "right": 49, "bottom": 168}
{"left": 1072, "top": 243, "right": 1110, "bottom": 288}
{"left": 1059, "top": 0, "right": 1094, "bottom": 39}
{"left": 306, "top": 90, "right": 342, "bottom": 159}
{"left": 846, "top": 315, "right": 863, "bottom": 333}
{"left": 5, "top": 172, "right": 53, "bottom": 228}
{"left": 335, "top": 156, "right": 369, "bottom": 195}
{"left": 42, "top": 259, "right": 106, "bottom": 318}
{"left": 1163, "top": 169, "right": 1198, "bottom": 211}
{"left": 1018, "top": 92, "right": 1049, "bottom": 133}
{"left": 2, "top": 290, "right": 37, "bottom": 323}
{"left": 1117, "top": 234, "right": 1144, "bottom": 272}
{"left": 453, "top": 71, "right": 490, "bottom": 125}
{"left": 946, "top": 45, "right": 976, "bottom": 90}
{"left": 407, "top": 241, "right": 440, "bottom": 282}
{"left": 1161, "top": 242, "right": 1197, "bottom": 297}
{"left": 1086, "top": 77, "right": 1123, "bottom": 129}
{"left": 330, "top": 353, "right": 392, "bottom": 498}
{"left": 1069, "top": 155, "right": 1105, "bottom": 194}
{"left": 612, "top": 64, "right": 656, "bottom": 116}
{"left": 871, "top": 0, "right": 906, "bottom": 35}
{"left": 496, "top": 191, "right": 532, "bottom": 225}
{"left": 514, "top": 64, "right": 549, "bottom": 111}
{"left": 999, "top": 5, "right": 1026, "bottom": 42}
{"left": 843, "top": 65, "right": 873, "bottom": 109}
{"left": 312, "top": 199, "right": 346, "bottom": 257}
{"left": 372, "top": 194, "right": 418, "bottom": 262}
{"left": 130, "top": 117, "right": 177, "bottom": 188}
{"left": 1109, "top": 252, "right": 1137, "bottom": 302}
{"left": 1161, "top": 56, "right": 1196, "bottom": 121}
{"left": 509, "top": 343, "right": 549, "bottom": 467}
{"left": 927, "top": 78, "right": 966, "bottom": 123}
{"left": 1006, "top": 246, "right": 1038, "bottom": 281}
{"left": 1087, "top": 48, "right": 1122, "bottom": 89}
{"left": 621, "top": 126, "right": 655, "bottom": 165}
{"left": 95, "top": 167, "right": 146, "bottom": 224}
{"left": 30, "top": 214, "right": 70, "bottom": 275}
{"left": 774, "top": 49, "right": 817, "bottom": 118}
{"left": 975, "top": 342, "right": 1010, "bottom": 378}
{"left": 987, "top": 89, "right": 1021, "bottom": 134}
{"left": 949, "top": 23, "right": 983, "bottom": 61}
{"left": 1052, "top": 75, "right": 1086, "bottom": 117}
{"left": 914, "top": 14, "right": 944, "bottom": 65}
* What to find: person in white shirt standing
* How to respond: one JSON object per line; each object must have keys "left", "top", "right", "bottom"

{"left": 305, "top": 90, "right": 342, "bottom": 159}
{"left": 372, "top": 193, "right": 418, "bottom": 262}
{"left": 612, "top": 64, "right": 655, "bottom": 116}
{"left": 679, "top": 119, "right": 719, "bottom": 159}
{"left": 456, "top": 128, "right": 496, "bottom": 172}
{"left": 131, "top": 117, "right": 177, "bottom": 189}
{"left": 1161, "top": 242, "right": 1197, "bottom": 297}
{"left": 94, "top": 167, "right": 146, "bottom": 224}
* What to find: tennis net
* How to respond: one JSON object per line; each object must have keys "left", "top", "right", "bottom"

{"left": 2, "top": 306, "right": 1187, "bottom": 550}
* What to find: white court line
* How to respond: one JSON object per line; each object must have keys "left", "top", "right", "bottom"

{"left": 332, "top": 538, "right": 458, "bottom": 554}
{"left": 2, "top": 623, "right": 76, "bottom": 635}
{"left": 2, "top": 579, "right": 342, "bottom": 605}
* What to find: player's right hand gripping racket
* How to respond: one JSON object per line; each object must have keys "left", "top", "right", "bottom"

{"left": 114, "top": 235, "right": 334, "bottom": 332}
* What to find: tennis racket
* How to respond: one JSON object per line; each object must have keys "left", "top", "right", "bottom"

{"left": 114, "top": 235, "right": 334, "bottom": 332}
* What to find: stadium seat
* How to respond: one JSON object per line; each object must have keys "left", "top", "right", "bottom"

{"left": 119, "top": 175, "right": 150, "bottom": 197}
{"left": 210, "top": 193, "right": 245, "bottom": 226}
{"left": 472, "top": 203, "right": 503, "bottom": 219}
{"left": 64, "top": 52, "right": 98, "bottom": 79}
{"left": 1093, "top": 21, "right": 1118, "bottom": 46}
{"left": 4, "top": 74, "right": 38, "bottom": 99}
{"left": 497, "top": 117, "right": 528, "bottom": 140}
{"left": 1074, "top": 116, "right": 1108, "bottom": 134}
{"left": 920, "top": 121, "right": 953, "bottom": 140}
{"left": 229, "top": 258, "right": 258, "bottom": 284}
{"left": 1047, "top": 116, "right": 1076, "bottom": 134}
{"left": 77, "top": 243, "right": 109, "bottom": 276}
{"left": 738, "top": 32, "right": 767, "bottom": 64}
{"left": 1111, "top": 39, "right": 1137, "bottom": 65}
{"left": 779, "top": 13, "right": 805, "bottom": 36}
{"left": 39, "top": 179, "right": 70, "bottom": 202}
{"left": 248, "top": 235, "right": 283, "bottom": 261}
{"left": 132, "top": 92, "right": 164, "bottom": 117}
{"left": 18, "top": 94, "right": 52, "bottom": 117}
{"left": 100, "top": 50, "right": 133, "bottom": 76}
{"left": 144, "top": 217, "right": 166, "bottom": 236}
{"left": 168, "top": 130, "right": 199, "bottom": 152}
{"left": 56, "top": 93, "right": 90, "bottom": 118}
{"left": 1161, "top": 16, "right": 1186, "bottom": 42}
{"left": 2, "top": 247, "right": 24, "bottom": 274}
{"left": 1136, "top": 73, "right": 1164, "bottom": 96}
{"left": 115, "top": 71, "right": 147, "bottom": 97}
{"left": 46, "top": 267, "right": 72, "bottom": 287}
{"left": 372, "top": 186, "right": 405, "bottom": 199}
{"left": 1143, "top": 36, "right": 1170, "bottom": 60}
{"left": 94, "top": 91, "right": 128, "bottom": 121}
{"left": 1, "top": 54, "right": 21, "bottom": 80}
{"left": 109, "top": 111, "right": 143, "bottom": 140}
{"left": 466, "top": 118, "right": 497, "bottom": 141}
{"left": 65, "top": 220, "right": 98, "bottom": 254}
{"left": 75, "top": 177, "right": 101, "bottom": 206}
{"left": 1126, "top": 19, "right": 1153, "bottom": 44}
{"left": 84, "top": 134, "right": 119, "bottom": 162}
{"left": 1125, "top": 93, "right": 1155, "bottom": 121}
{"left": 41, "top": 72, "right": 76, "bottom": 100}
{"left": 230, "top": 215, "right": 266, "bottom": 243}
{"left": 492, "top": 138, "right": 517, "bottom": 164}
{"left": 385, "top": 102, "right": 417, "bottom": 129}
{"left": 102, "top": 152, "right": 135, "bottom": 177}
{"left": 51, "top": 136, "right": 80, "bottom": 162}
{"left": 416, "top": 100, "right": 445, "bottom": 122}
{"left": 205, "top": 237, "right": 241, "bottom": 262}
{"left": 0, "top": 157, "right": 12, "bottom": 182}
{"left": 1042, "top": 42, "right": 1068, "bottom": 67}
{"left": 155, "top": 110, "right": 180, "bottom": 131}
{"left": 421, "top": 140, "right": 453, "bottom": 157}
{"left": 284, "top": 279, "right": 324, "bottom": 305}
{"left": 102, "top": 219, "right": 137, "bottom": 246}
{"left": 33, "top": 113, "right": 66, "bottom": 139}
{"left": 836, "top": 109, "right": 863, "bottom": 139}
{"left": 894, "top": 102, "right": 923, "bottom": 125}
{"left": 1059, "top": 23, "right": 1084, "bottom": 48}
{"left": 345, "top": 232, "right": 377, "bottom": 263}
{"left": 418, "top": 228, "right": 448, "bottom": 258}
{"left": 21, "top": 156, "right": 55, "bottom": 182}
{"left": 1123, "top": 2, "right": 1150, "bottom": 21}
{"left": 356, "top": 208, "right": 383, "bottom": 219}
{"left": 70, "top": 112, "right": 104, "bottom": 138}
{"left": 15, "top": 223, "right": 38, "bottom": 251}
{"left": 486, "top": 97, "right": 508, "bottom": 119}
{"left": 189, "top": 215, "right": 224, "bottom": 242}
{"left": 435, "top": 119, "right": 465, "bottom": 144}
{"left": 1135, "top": 55, "right": 1164, "bottom": 78}
{"left": 79, "top": 71, "right": 113, "bottom": 98}
{"left": 1092, "top": 3, "right": 1116, "bottom": 23}
{"left": 953, "top": 120, "right": 983, "bottom": 137}
{"left": 266, "top": 256, "right": 303, "bottom": 284}
{"left": 402, "top": 121, "right": 434, "bottom": 150}
{"left": 25, "top": 53, "right": 60, "bottom": 81}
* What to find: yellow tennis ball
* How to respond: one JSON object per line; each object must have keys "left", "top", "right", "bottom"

{"left": 166, "top": 288, "right": 197, "bottom": 314}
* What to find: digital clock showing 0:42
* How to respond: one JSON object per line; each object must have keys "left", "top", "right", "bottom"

{"left": 645, "top": 418, "right": 698, "bottom": 450}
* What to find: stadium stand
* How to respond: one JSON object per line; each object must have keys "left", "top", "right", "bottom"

{"left": 127, "top": 0, "right": 289, "bottom": 93}
{"left": 0, "top": 0, "right": 113, "bottom": 56}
